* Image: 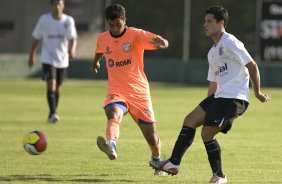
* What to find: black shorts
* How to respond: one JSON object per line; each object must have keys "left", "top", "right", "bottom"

{"left": 199, "top": 94, "right": 249, "bottom": 134}
{"left": 42, "top": 64, "right": 67, "bottom": 86}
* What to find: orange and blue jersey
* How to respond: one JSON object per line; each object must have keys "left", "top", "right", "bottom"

{"left": 95, "top": 27, "right": 159, "bottom": 123}
{"left": 96, "top": 27, "right": 157, "bottom": 96}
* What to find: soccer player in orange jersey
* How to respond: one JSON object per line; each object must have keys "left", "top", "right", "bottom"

{"left": 90, "top": 4, "right": 169, "bottom": 175}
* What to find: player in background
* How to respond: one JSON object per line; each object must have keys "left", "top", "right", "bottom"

{"left": 90, "top": 4, "right": 169, "bottom": 175}
{"left": 149, "top": 6, "right": 271, "bottom": 183}
{"left": 28, "top": 0, "right": 77, "bottom": 123}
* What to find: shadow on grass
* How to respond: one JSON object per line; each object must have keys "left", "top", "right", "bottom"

{"left": 0, "top": 174, "right": 137, "bottom": 183}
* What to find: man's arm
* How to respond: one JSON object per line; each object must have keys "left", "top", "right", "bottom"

{"left": 245, "top": 61, "right": 271, "bottom": 102}
{"left": 69, "top": 38, "right": 77, "bottom": 59}
{"left": 28, "top": 38, "right": 40, "bottom": 69}
{"left": 90, "top": 53, "right": 104, "bottom": 73}
{"left": 207, "top": 81, "right": 218, "bottom": 96}
{"left": 150, "top": 36, "right": 169, "bottom": 49}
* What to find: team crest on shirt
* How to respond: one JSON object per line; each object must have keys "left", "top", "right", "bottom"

{"left": 218, "top": 46, "right": 224, "bottom": 55}
{"left": 122, "top": 42, "right": 131, "bottom": 52}
{"left": 64, "top": 22, "right": 69, "bottom": 29}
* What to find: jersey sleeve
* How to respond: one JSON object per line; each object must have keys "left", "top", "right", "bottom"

{"left": 95, "top": 35, "right": 103, "bottom": 53}
{"left": 207, "top": 61, "right": 216, "bottom": 82}
{"left": 227, "top": 39, "right": 253, "bottom": 65}
{"left": 32, "top": 16, "right": 44, "bottom": 40}
{"left": 67, "top": 17, "right": 77, "bottom": 40}
{"left": 137, "top": 29, "right": 157, "bottom": 50}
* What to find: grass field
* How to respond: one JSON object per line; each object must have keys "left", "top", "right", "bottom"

{"left": 0, "top": 79, "right": 281, "bottom": 184}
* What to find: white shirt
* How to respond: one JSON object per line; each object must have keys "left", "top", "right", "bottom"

{"left": 207, "top": 32, "right": 253, "bottom": 102}
{"left": 32, "top": 13, "right": 77, "bottom": 68}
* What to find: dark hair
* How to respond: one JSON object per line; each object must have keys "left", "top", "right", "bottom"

{"left": 205, "top": 6, "right": 228, "bottom": 28}
{"left": 50, "top": 0, "right": 64, "bottom": 4}
{"left": 105, "top": 4, "right": 126, "bottom": 21}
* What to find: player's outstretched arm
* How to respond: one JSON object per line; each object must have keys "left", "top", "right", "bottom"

{"left": 150, "top": 35, "right": 169, "bottom": 49}
{"left": 245, "top": 61, "right": 271, "bottom": 102}
{"left": 91, "top": 53, "right": 104, "bottom": 73}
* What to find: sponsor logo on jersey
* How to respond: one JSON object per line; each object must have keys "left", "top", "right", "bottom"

{"left": 108, "top": 59, "right": 115, "bottom": 67}
{"left": 105, "top": 46, "right": 112, "bottom": 54}
{"left": 122, "top": 42, "right": 131, "bottom": 52}
{"left": 107, "top": 59, "right": 132, "bottom": 68}
{"left": 48, "top": 34, "right": 64, "bottom": 39}
{"left": 215, "top": 63, "right": 228, "bottom": 76}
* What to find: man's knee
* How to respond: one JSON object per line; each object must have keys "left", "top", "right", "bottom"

{"left": 201, "top": 126, "right": 219, "bottom": 142}
{"left": 105, "top": 107, "right": 123, "bottom": 121}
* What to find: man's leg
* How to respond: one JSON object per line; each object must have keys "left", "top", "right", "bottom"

{"left": 201, "top": 98, "right": 248, "bottom": 183}
{"left": 149, "top": 105, "right": 206, "bottom": 175}
{"left": 54, "top": 67, "right": 67, "bottom": 109}
{"left": 42, "top": 64, "right": 59, "bottom": 123}
{"left": 97, "top": 102, "right": 125, "bottom": 160}
{"left": 201, "top": 126, "right": 224, "bottom": 177}
{"left": 139, "top": 121, "right": 167, "bottom": 176}
{"left": 46, "top": 79, "right": 57, "bottom": 115}
{"left": 138, "top": 121, "right": 161, "bottom": 159}
{"left": 46, "top": 79, "right": 60, "bottom": 123}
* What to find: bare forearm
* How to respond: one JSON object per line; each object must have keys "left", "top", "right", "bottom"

{"left": 246, "top": 61, "right": 271, "bottom": 102}
{"left": 29, "top": 39, "right": 40, "bottom": 57}
{"left": 246, "top": 61, "right": 261, "bottom": 96}
{"left": 93, "top": 53, "right": 104, "bottom": 63}
{"left": 28, "top": 39, "right": 40, "bottom": 68}
{"left": 69, "top": 38, "right": 77, "bottom": 58}
{"left": 91, "top": 53, "right": 104, "bottom": 73}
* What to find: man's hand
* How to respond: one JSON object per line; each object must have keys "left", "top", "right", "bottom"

{"left": 69, "top": 50, "right": 76, "bottom": 59}
{"left": 91, "top": 53, "right": 104, "bottom": 73}
{"left": 255, "top": 91, "right": 271, "bottom": 102}
{"left": 150, "top": 36, "right": 169, "bottom": 49}
{"left": 90, "top": 61, "right": 100, "bottom": 73}
{"left": 28, "top": 56, "right": 35, "bottom": 69}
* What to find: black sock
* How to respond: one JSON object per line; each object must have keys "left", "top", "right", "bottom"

{"left": 47, "top": 91, "right": 56, "bottom": 115}
{"left": 169, "top": 126, "right": 196, "bottom": 165}
{"left": 55, "top": 91, "right": 60, "bottom": 108}
{"left": 204, "top": 139, "right": 224, "bottom": 177}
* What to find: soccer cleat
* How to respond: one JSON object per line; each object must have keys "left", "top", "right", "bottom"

{"left": 97, "top": 136, "right": 117, "bottom": 160}
{"left": 149, "top": 159, "right": 179, "bottom": 175}
{"left": 48, "top": 114, "right": 60, "bottom": 123}
{"left": 151, "top": 156, "right": 167, "bottom": 176}
{"left": 209, "top": 174, "right": 228, "bottom": 184}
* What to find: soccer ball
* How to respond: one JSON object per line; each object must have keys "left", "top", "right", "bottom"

{"left": 23, "top": 130, "right": 47, "bottom": 155}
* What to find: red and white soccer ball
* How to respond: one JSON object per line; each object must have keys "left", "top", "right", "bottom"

{"left": 23, "top": 130, "right": 47, "bottom": 155}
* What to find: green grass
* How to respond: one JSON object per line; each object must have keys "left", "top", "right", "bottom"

{"left": 0, "top": 79, "right": 281, "bottom": 183}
